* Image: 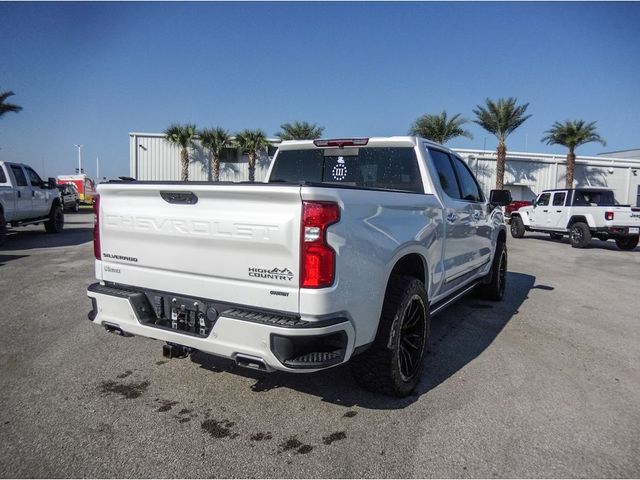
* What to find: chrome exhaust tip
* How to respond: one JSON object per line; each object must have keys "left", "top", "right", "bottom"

{"left": 235, "top": 353, "right": 269, "bottom": 371}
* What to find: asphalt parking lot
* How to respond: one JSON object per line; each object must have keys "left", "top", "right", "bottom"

{"left": 1, "top": 212, "right": 639, "bottom": 478}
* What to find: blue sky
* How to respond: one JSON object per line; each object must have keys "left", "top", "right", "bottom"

{"left": 1, "top": 1, "right": 639, "bottom": 180}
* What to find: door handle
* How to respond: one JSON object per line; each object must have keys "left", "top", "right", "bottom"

{"left": 543, "top": 209, "right": 548, "bottom": 212}
{"left": 17, "top": 191, "right": 21, "bottom": 198}
{"left": 556, "top": 210, "right": 562, "bottom": 213}
{"left": 446, "top": 212, "right": 457, "bottom": 223}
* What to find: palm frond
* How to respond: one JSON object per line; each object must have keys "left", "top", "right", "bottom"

{"left": 235, "top": 129, "right": 270, "bottom": 154}
{"left": 199, "top": 127, "right": 233, "bottom": 156}
{"left": 409, "top": 111, "right": 473, "bottom": 144}
{"left": 0, "top": 90, "right": 23, "bottom": 117}
{"left": 275, "top": 121, "right": 324, "bottom": 140}
{"left": 473, "top": 97, "right": 531, "bottom": 141}
{"left": 164, "top": 123, "right": 197, "bottom": 148}
{"left": 541, "top": 119, "right": 606, "bottom": 150}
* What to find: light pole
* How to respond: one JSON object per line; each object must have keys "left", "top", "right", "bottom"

{"left": 74, "top": 144, "right": 83, "bottom": 174}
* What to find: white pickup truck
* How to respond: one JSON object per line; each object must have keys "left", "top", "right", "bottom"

{"left": 87, "top": 137, "right": 511, "bottom": 396}
{"left": 0, "top": 161, "right": 65, "bottom": 246}
{"left": 509, "top": 188, "right": 640, "bottom": 250}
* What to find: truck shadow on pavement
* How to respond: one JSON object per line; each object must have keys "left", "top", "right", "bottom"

{"left": 0, "top": 254, "right": 29, "bottom": 266}
{"left": 0, "top": 227, "right": 93, "bottom": 251}
{"left": 191, "top": 271, "right": 542, "bottom": 409}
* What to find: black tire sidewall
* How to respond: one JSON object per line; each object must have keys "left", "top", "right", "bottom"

{"left": 386, "top": 280, "right": 430, "bottom": 394}
{"left": 476, "top": 240, "right": 507, "bottom": 301}
{"left": 0, "top": 209, "right": 6, "bottom": 246}
{"left": 615, "top": 236, "right": 639, "bottom": 251}
{"left": 510, "top": 217, "right": 525, "bottom": 238}
{"left": 351, "top": 275, "right": 430, "bottom": 397}
{"left": 45, "top": 204, "right": 64, "bottom": 233}
{"left": 570, "top": 222, "right": 591, "bottom": 248}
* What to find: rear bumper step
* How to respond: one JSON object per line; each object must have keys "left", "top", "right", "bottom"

{"left": 87, "top": 282, "right": 355, "bottom": 373}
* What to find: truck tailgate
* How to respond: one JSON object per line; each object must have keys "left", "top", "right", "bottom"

{"left": 97, "top": 183, "right": 302, "bottom": 313}
{"left": 611, "top": 207, "right": 640, "bottom": 227}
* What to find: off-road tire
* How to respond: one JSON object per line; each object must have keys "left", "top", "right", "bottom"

{"left": 615, "top": 235, "right": 639, "bottom": 251}
{"left": 351, "top": 275, "right": 430, "bottom": 397}
{"left": 569, "top": 222, "right": 591, "bottom": 248}
{"left": 44, "top": 204, "right": 64, "bottom": 233}
{"left": 549, "top": 233, "right": 564, "bottom": 240}
{"left": 0, "top": 209, "right": 6, "bottom": 247}
{"left": 510, "top": 216, "right": 525, "bottom": 238}
{"left": 475, "top": 241, "right": 507, "bottom": 301}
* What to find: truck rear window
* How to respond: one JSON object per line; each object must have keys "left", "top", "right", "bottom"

{"left": 269, "top": 147, "right": 423, "bottom": 193}
{"left": 572, "top": 190, "right": 617, "bottom": 206}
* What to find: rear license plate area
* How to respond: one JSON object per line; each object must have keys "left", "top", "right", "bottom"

{"left": 129, "top": 291, "right": 218, "bottom": 337}
{"left": 629, "top": 227, "right": 639, "bottom": 234}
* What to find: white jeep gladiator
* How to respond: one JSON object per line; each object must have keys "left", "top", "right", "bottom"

{"left": 87, "top": 137, "right": 511, "bottom": 396}
{"left": 0, "top": 161, "right": 65, "bottom": 246}
{"left": 510, "top": 188, "right": 640, "bottom": 250}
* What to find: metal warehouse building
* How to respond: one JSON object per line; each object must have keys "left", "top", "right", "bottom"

{"left": 130, "top": 133, "right": 640, "bottom": 206}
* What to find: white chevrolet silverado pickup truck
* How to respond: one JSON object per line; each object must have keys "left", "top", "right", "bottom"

{"left": 0, "top": 161, "right": 65, "bottom": 246}
{"left": 87, "top": 137, "right": 511, "bottom": 396}
{"left": 510, "top": 188, "right": 640, "bottom": 250}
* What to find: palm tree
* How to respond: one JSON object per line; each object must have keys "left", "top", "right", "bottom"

{"left": 234, "top": 129, "right": 270, "bottom": 182}
{"left": 0, "top": 90, "right": 23, "bottom": 118}
{"left": 275, "top": 121, "right": 324, "bottom": 140}
{"left": 200, "top": 127, "right": 233, "bottom": 182}
{"left": 541, "top": 120, "right": 606, "bottom": 189}
{"left": 473, "top": 97, "right": 531, "bottom": 189}
{"left": 164, "top": 123, "right": 197, "bottom": 181}
{"left": 408, "top": 111, "right": 473, "bottom": 145}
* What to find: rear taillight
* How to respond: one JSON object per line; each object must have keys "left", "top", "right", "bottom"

{"left": 300, "top": 201, "right": 340, "bottom": 288}
{"left": 93, "top": 195, "right": 101, "bottom": 259}
{"left": 313, "top": 138, "right": 369, "bottom": 148}
{"left": 605, "top": 211, "right": 614, "bottom": 221}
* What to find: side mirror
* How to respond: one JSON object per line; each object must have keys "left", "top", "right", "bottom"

{"left": 48, "top": 178, "right": 57, "bottom": 189}
{"left": 489, "top": 189, "right": 512, "bottom": 206}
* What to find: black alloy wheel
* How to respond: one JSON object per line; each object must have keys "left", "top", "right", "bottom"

{"left": 398, "top": 294, "right": 428, "bottom": 382}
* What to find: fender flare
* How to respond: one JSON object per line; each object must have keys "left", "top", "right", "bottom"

{"left": 511, "top": 211, "right": 530, "bottom": 227}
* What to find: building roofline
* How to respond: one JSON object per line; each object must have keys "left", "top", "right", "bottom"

{"left": 453, "top": 148, "right": 640, "bottom": 167}
{"left": 598, "top": 148, "right": 640, "bottom": 155}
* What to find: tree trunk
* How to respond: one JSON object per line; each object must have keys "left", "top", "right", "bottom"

{"left": 181, "top": 148, "right": 189, "bottom": 181}
{"left": 211, "top": 153, "right": 220, "bottom": 182}
{"left": 495, "top": 140, "right": 506, "bottom": 189}
{"left": 248, "top": 153, "right": 256, "bottom": 183}
{"left": 565, "top": 149, "right": 576, "bottom": 189}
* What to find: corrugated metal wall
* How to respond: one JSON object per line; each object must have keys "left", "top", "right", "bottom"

{"left": 130, "top": 134, "right": 640, "bottom": 205}
{"left": 130, "top": 133, "right": 271, "bottom": 182}
{"left": 458, "top": 150, "right": 640, "bottom": 205}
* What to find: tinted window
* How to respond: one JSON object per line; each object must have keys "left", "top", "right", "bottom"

{"left": 221, "top": 147, "right": 239, "bottom": 163}
{"left": 25, "top": 167, "right": 43, "bottom": 187}
{"left": 537, "top": 193, "right": 551, "bottom": 206}
{"left": 572, "top": 190, "right": 616, "bottom": 206}
{"left": 0, "top": 167, "right": 6, "bottom": 183}
{"left": 552, "top": 192, "right": 566, "bottom": 206}
{"left": 451, "top": 156, "right": 483, "bottom": 202}
{"left": 429, "top": 149, "right": 461, "bottom": 199}
{"left": 270, "top": 147, "right": 423, "bottom": 193}
{"left": 267, "top": 144, "right": 278, "bottom": 158}
{"left": 10, "top": 165, "right": 27, "bottom": 187}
